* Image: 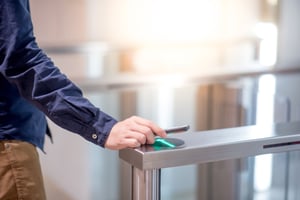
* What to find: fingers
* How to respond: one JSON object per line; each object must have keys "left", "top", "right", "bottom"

{"left": 104, "top": 116, "right": 167, "bottom": 150}
{"left": 105, "top": 137, "right": 142, "bottom": 150}
{"left": 127, "top": 130, "right": 147, "bottom": 144}
{"left": 126, "top": 138, "right": 142, "bottom": 148}
{"left": 130, "top": 116, "right": 167, "bottom": 139}
{"left": 104, "top": 120, "right": 150, "bottom": 150}
{"left": 130, "top": 123, "right": 155, "bottom": 144}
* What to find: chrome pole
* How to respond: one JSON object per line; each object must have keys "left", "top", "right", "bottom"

{"left": 132, "top": 167, "right": 161, "bottom": 200}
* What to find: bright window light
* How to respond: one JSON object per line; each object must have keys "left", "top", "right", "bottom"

{"left": 254, "top": 23, "right": 278, "bottom": 66}
{"left": 254, "top": 74, "right": 276, "bottom": 192}
{"left": 157, "top": 86, "right": 173, "bottom": 128}
{"left": 85, "top": 42, "right": 108, "bottom": 78}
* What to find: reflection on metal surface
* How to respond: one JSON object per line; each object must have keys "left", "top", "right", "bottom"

{"left": 133, "top": 168, "right": 161, "bottom": 200}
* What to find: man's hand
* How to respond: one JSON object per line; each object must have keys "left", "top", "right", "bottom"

{"left": 104, "top": 116, "right": 167, "bottom": 150}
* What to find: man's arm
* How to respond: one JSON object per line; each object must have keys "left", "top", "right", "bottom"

{"left": 0, "top": 0, "right": 166, "bottom": 149}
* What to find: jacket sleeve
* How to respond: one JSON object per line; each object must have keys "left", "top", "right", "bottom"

{"left": 0, "top": 0, "right": 117, "bottom": 147}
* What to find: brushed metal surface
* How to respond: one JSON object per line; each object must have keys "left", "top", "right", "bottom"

{"left": 119, "top": 121, "right": 300, "bottom": 170}
{"left": 132, "top": 168, "right": 160, "bottom": 200}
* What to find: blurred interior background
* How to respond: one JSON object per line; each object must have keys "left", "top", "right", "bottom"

{"left": 30, "top": 0, "right": 300, "bottom": 199}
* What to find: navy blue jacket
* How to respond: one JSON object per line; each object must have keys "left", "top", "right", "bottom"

{"left": 0, "top": 0, "right": 117, "bottom": 150}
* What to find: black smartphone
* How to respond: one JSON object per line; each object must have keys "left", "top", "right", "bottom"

{"left": 165, "top": 125, "right": 190, "bottom": 134}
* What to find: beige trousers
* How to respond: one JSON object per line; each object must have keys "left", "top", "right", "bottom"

{"left": 0, "top": 140, "right": 46, "bottom": 200}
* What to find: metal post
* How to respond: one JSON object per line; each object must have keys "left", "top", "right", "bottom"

{"left": 132, "top": 167, "right": 161, "bottom": 200}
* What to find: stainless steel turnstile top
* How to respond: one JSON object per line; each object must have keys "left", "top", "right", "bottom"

{"left": 119, "top": 121, "right": 300, "bottom": 170}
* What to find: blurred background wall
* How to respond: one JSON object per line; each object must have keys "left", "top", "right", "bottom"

{"left": 31, "top": 0, "right": 282, "bottom": 78}
{"left": 28, "top": 0, "right": 300, "bottom": 199}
